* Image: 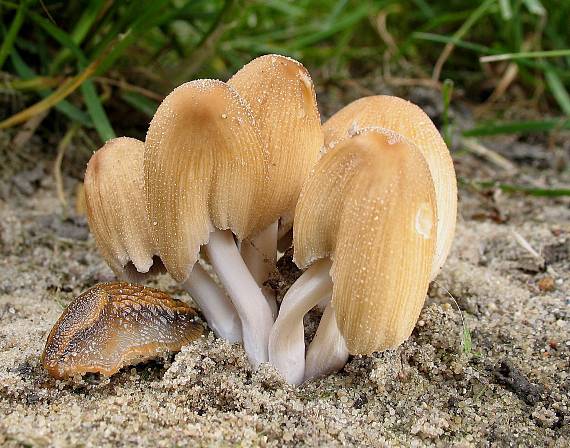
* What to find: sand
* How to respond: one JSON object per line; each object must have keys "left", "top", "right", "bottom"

{"left": 0, "top": 104, "right": 569, "bottom": 447}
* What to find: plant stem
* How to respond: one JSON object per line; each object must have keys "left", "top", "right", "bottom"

{"left": 0, "top": 0, "right": 29, "bottom": 70}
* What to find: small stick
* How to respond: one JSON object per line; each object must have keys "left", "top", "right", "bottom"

{"left": 511, "top": 229, "right": 559, "bottom": 277}
{"left": 462, "top": 137, "right": 518, "bottom": 173}
{"left": 53, "top": 124, "right": 79, "bottom": 209}
{"left": 12, "top": 110, "right": 49, "bottom": 149}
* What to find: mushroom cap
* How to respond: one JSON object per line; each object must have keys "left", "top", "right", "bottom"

{"left": 322, "top": 95, "right": 456, "bottom": 278}
{"left": 228, "top": 54, "right": 323, "bottom": 223}
{"left": 42, "top": 282, "right": 202, "bottom": 379}
{"left": 293, "top": 128, "right": 437, "bottom": 354}
{"left": 144, "top": 79, "right": 269, "bottom": 283}
{"left": 84, "top": 137, "right": 156, "bottom": 277}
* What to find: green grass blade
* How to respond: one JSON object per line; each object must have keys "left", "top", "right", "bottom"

{"left": 442, "top": 79, "right": 454, "bottom": 146}
{"left": 27, "top": 11, "right": 88, "bottom": 65}
{"left": 94, "top": 0, "right": 173, "bottom": 76}
{"left": 522, "top": 0, "right": 546, "bottom": 16}
{"left": 9, "top": 49, "right": 92, "bottom": 127}
{"left": 50, "top": 0, "right": 105, "bottom": 72}
{"left": 289, "top": 3, "right": 373, "bottom": 50}
{"left": 0, "top": 52, "right": 103, "bottom": 129}
{"left": 80, "top": 80, "right": 115, "bottom": 142}
{"left": 462, "top": 179, "right": 570, "bottom": 197}
{"left": 413, "top": 32, "right": 491, "bottom": 54}
{"left": 120, "top": 91, "right": 159, "bottom": 118}
{"left": 462, "top": 325, "right": 473, "bottom": 355}
{"left": 499, "top": 0, "right": 513, "bottom": 20}
{"left": 411, "top": 0, "right": 435, "bottom": 19}
{"left": 0, "top": 0, "right": 29, "bottom": 69}
{"left": 480, "top": 49, "right": 570, "bottom": 62}
{"left": 264, "top": 0, "right": 304, "bottom": 16}
{"left": 463, "top": 118, "right": 570, "bottom": 136}
{"left": 431, "top": 0, "right": 496, "bottom": 79}
{"left": 545, "top": 69, "right": 570, "bottom": 115}
{"left": 326, "top": 0, "right": 350, "bottom": 23}
{"left": 24, "top": 9, "right": 116, "bottom": 137}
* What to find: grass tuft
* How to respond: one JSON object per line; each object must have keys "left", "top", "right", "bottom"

{"left": 0, "top": 0, "right": 568, "bottom": 144}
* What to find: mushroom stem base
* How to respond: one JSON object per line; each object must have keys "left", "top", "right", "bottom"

{"left": 241, "top": 220, "right": 278, "bottom": 317}
{"left": 268, "top": 258, "right": 333, "bottom": 384}
{"left": 304, "top": 302, "right": 349, "bottom": 382}
{"left": 206, "top": 228, "right": 274, "bottom": 367}
{"left": 180, "top": 263, "right": 242, "bottom": 343}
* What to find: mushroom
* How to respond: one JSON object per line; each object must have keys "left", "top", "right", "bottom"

{"left": 268, "top": 128, "right": 438, "bottom": 384}
{"left": 42, "top": 282, "right": 202, "bottom": 379}
{"left": 84, "top": 137, "right": 241, "bottom": 342}
{"left": 228, "top": 54, "right": 323, "bottom": 309}
{"left": 322, "top": 95, "right": 457, "bottom": 278}
{"left": 144, "top": 80, "right": 275, "bottom": 366}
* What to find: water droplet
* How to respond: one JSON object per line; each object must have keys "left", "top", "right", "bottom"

{"left": 415, "top": 203, "right": 433, "bottom": 239}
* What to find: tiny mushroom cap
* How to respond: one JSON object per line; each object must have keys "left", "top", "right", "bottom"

{"left": 322, "top": 95, "right": 457, "bottom": 278}
{"left": 84, "top": 137, "right": 157, "bottom": 279}
{"left": 144, "top": 79, "right": 270, "bottom": 283}
{"left": 293, "top": 128, "right": 437, "bottom": 354}
{"left": 228, "top": 54, "right": 323, "bottom": 221}
{"left": 42, "top": 282, "right": 202, "bottom": 379}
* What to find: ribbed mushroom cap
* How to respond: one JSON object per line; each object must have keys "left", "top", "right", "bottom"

{"left": 144, "top": 79, "right": 269, "bottom": 283}
{"left": 293, "top": 128, "right": 437, "bottom": 354}
{"left": 228, "top": 54, "right": 323, "bottom": 222}
{"left": 85, "top": 137, "right": 155, "bottom": 277}
{"left": 322, "top": 96, "right": 456, "bottom": 278}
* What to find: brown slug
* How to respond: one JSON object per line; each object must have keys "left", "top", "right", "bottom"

{"left": 42, "top": 282, "right": 202, "bottom": 379}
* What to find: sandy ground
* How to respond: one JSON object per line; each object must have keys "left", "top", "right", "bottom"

{"left": 0, "top": 104, "right": 569, "bottom": 446}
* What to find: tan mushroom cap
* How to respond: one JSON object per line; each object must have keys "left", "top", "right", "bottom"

{"left": 84, "top": 137, "right": 155, "bottom": 277}
{"left": 228, "top": 54, "right": 323, "bottom": 222}
{"left": 294, "top": 128, "right": 437, "bottom": 354}
{"left": 322, "top": 96, "right": 456, "bottom": 278}
{"left": 144, "top": 79, "right": 269, "bottom": 283}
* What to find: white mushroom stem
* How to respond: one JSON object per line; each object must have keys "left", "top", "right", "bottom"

{"left": 241, "top": 220, "right": 278, "bottom": 317}
{"left": 205, "top": 228, "right": 274, "bottom": 367}
{"left": 304, "top": 301, "right": 349, "bottom": 382}
{"left": 179, "top": 264, "right": 242, "bottom": 343}
{"left": 268, "top": 258, "right": 333, "bottom": 384}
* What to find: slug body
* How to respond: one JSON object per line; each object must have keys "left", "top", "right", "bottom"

{"left": 42, "top": 282, "right": 202, "bottom": 379}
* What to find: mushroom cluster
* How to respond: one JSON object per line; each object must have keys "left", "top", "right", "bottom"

{"left": 77, "top": 54, "right": 456, "bottom": 384}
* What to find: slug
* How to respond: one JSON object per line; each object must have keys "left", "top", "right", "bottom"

{"left": 42, "top": 282, "right": 202, "bottom": 379}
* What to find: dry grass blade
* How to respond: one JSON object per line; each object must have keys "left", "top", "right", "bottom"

{"left": 432, "top": 0, "right": 495, "bottom": 81}
{"left": 53, "top": 124, "right": 79, "bottom": 208}
{"left": 462, "top": 137, "right": 518, "bottom": 173}
{"left": 12, "top": 110, "right": 49, "bottom": 149}
{"left": 95, "top": 77, "right": 163, "bottom": 101}
{"left": 0, "top": 57, "right": 101, "bottom": 130}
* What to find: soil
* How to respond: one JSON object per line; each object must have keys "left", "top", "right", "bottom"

{"left": 0, "top": 89, "right": 569, "bottom": 447}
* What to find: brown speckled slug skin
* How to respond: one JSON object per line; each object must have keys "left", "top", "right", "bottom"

{"left": 42, "top": 282, "right": 202, "bottom": 379}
